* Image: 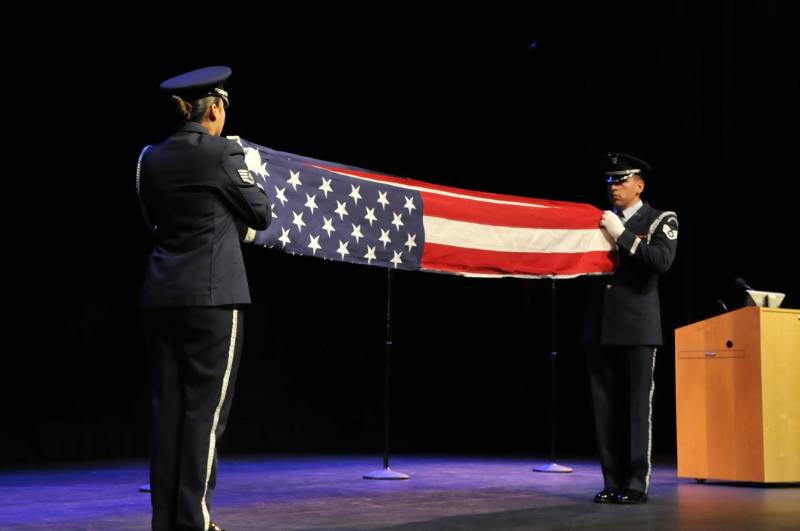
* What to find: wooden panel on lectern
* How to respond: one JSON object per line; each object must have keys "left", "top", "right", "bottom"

{"left": 760, "top": 308, "right": 800, "bottom": 482}
{"left": 675, "top": 306, "right": 800, "bottom": 483}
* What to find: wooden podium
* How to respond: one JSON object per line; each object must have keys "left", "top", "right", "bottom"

{"left": 674, "top": 306, "right": 800, "bottom": 482}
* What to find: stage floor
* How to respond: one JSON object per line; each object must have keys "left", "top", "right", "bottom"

{"left": 1, "top": 455, "right": 798, "bottom": 530}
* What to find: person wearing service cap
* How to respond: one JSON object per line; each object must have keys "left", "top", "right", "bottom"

{"left": 137, "top": 66, "right": 269, "bottom": 531}
{"left": 586, "top": 153, "right": 679, "bottom": 505}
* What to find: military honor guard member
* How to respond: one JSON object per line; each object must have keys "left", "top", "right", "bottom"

{"left": 138, "top": 66, "right": 270, "bottom": 531}
{"left": 588, "top": 153, "right": 679, "bottom": 504}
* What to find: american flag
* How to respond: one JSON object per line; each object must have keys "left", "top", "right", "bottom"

{"left": 233, "top": 137, "right": 615, "bottom": 278}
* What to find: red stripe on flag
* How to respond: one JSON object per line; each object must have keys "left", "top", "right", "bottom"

{"left": 309, "top": 163, "right": 572, "bottom": 208}
{"left": 421, "top": 243, "right": 616, "bottom": 277}
{"left": 421, "top": 192, "right": 602, "bottom": 229}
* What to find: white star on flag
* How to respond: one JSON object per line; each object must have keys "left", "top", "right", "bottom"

{"left": 390, "top": 250, "right": 403, "bottom": 268}
{"left": 377, "top": 190, "right": 390, "bottom": 209}
{"left": 364, "top": 206, "right": 377, "bottom": 226}
{"left": 391, "top": 212, "right": 404, "bottom": 231}
{"left": 379, "top": 228, "right": 392, "bottom": 248}
{"left": 404, "top": 196, "right": 417, "bottom": 214}
{"left": 349, "top": 184, "right": 362, "bottom": 204}
{"left": 308, "top": 234, "right": 321, "bottom": 255}
{"left": 304, "top": 193, "right": 319, "bottom": 214}
{"left": 334, "top": 201, "right": 349, "bottom": 220}
{"left": 337, "top": 240, "right": 350, "bottom": 260}
{"left": 364, "top": 245, "right": 377, "bottom": 265}
{"left": 404, "top": 233, "right": 417, "bottom": 252}
{"left": 278, "top": 227, "right": 291, "bottom": 247}
{"left": 275, "top": 186, "right": 288, "bottom": 206}
{"left": 319, "top": 177, "right": 333, "bottom": 198}
{"left": 292, "top": 211, "right": 306, "bottom": 231}
{"left": 322, "top": 217, "right": 336, "bottom": 237}
{"left": 351, "top": 224, "right": 364, "bottom": 243}
{"left": 287, "top": 170, "right": 302, "bottom": 191}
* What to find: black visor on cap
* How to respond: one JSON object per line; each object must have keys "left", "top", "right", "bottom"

{"left": 605, "top": 170, "right": 640, "bottom": 184}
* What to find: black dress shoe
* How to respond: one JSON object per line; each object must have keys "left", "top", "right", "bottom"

{"left": 208, "top": 523, "right": 225, "bottom": 531}
{"left": 615, "top": 489, "right": 648, "bottom": 504}
{"left": 594, "top": 488, "right": 619, "bottom": 503}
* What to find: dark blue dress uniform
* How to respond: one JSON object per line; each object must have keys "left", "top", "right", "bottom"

{"left": 138, "top": 66, "right": 269, "bottom": 531}
{"left": 586, "top": 154, "right": 678, "bottom": 503}
{"left": 139, "top": 122, "right": 266, "bottom": 307}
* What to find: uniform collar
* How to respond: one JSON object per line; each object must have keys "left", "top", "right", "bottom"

{"left": 179, "top": 121, "right": 210, "bottom": 135}
{"left": 618, "top": 200, "right": 644, "bottom": 221}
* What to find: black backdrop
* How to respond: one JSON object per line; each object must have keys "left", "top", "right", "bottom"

{"left": 8, "top": 2, "right": 797, "bottom": 465}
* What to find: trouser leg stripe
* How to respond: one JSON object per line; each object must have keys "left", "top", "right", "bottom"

{"left": 200, "top": 309, "right": 238, "bottom": 530}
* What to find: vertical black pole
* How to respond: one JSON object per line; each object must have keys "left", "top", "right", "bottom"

{"left": 363, "top": 268, "right": 408, "bottom": 479}
{"left": 533, "top": 278, "right": 572, "bottom": 473}
{"left": 547, "top": 278, "right": 557, "bottom": 463}
{"left": 383, "top": 268, "right": 393, "bottom": 469}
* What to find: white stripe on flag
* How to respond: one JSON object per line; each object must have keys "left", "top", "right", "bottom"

{"left": 424, "top": 216, "right": 615, "bottom": 253}
{"left": 315, "top": 166, "right": 553, "bottom": 209}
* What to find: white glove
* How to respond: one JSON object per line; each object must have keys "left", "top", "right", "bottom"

{"left": 601, "top": 210, "right": 625, "bottom": 241}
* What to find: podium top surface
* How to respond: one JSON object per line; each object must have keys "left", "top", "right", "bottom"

{"left": 675, "top": 306, "right": 799, "bottom": 331}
